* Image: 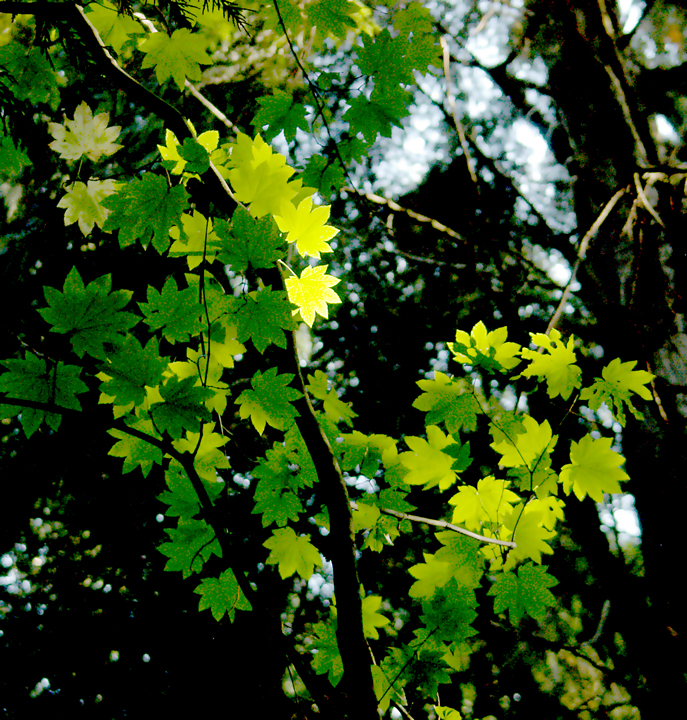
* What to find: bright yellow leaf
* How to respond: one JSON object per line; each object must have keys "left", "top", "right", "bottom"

{"left": 274, "top": 196, "right": 338, "bottom": 259}
{"left": 285, "top": 264, "right": 341, "bottom": 327}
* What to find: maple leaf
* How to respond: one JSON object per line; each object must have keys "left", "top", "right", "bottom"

{"left": 140, "top": 28, "right": 212, "bottom": 90}
{"left": 560, "top": 435, "right": 629, "bottom": 502}
{"left": 302, "top": 154, "right": 347, "bottom": 198}
{"left": 285, "top": 264, "right": 342, "bottom": 327}
{"left": 157, "top": 459, "right": 223, "bottom": 519}
{"left": 409, "top": 553, "right": 453, "bottom": 599}
{"left": 400, "top": 425, "right": 458, "bottom": 490}
{"left": 39, "top": 267, "right": 139, "bottom": 360}
{"left": 57, "top": 179, "right": 117, "bottom": 236}
{"left": 310, "top": 621, "right": 344, "bottom": 686}
{"left": 102, "top": 174, "right": 189, "bottom": 252}
{"left": 108, "top": 416, "right": 163, "bottom": 478}
{"left": 491, "top": 415, "right": 557, "bottom": 469}
{"left": 449, "top": 476, "right": 520, "bottom": 531}
{"left": 581, "top": 357, "right": 654, "bottom": 425}
{"left": 158, "top": 128, "right": 220, "bottom": 175}
{"left": 0, "top": 353, "right": 87, "bottom": 437}
{"left": 172, "top": 424, "right": 230, "bottom": 482}
{"left": 252, "top": 90, "right": 309, "bottom": 142}
{"left": 503, "top": 501, "right": 556, "bottom": 566}
{"left": 139, "top": 276, "right": 204, "bottom": 344}
{"left": 169, "top": 211, "right": 221, "bottom": 269}
{"left": 194, "top": 569, "right": 251, "bottom": 622}
{"left": 519, "top": 329, "right": 582, "bottom": 400}
{"left": 158, "top": 518, "right": 221, "bottom": 578}
{"left": 308, "top": 0, "right": 358, "bottom": 40}
{"left": 412, "top": 371, "right": 480, "bottom": 433}
{"left": 274, "top": 195, "right": 338, "bottom": 259}
{"left": 48, "top": 102, "right": 122, "bottom": 162}
{"left": 226, "top": 133, "right": 297, "bottom": 217}
{"left": 231, "top": 288, "right": 296, "bottom": 353}
{"left": 153, "top": 375, "right": 213, "bottom": 439}
{"left": 97, "top": 336, "right": 168, "bottom": 407}
{"left": 448, "top": 321, "right": 521, "bottom": 373}
{"left": 86, "top": 0, "right": 145, "bottom": 53}
{"left": 306, "top": 370, "right": 357, "bottom": 425}
{"left": 235, "top": 367, "right": 301, "bottom": 434}
{"left": 488, "top": 563, "right": 558, "bottom": 625}
{"left": 215, "top": 207, "right": 284, "bottom": 272}
{"left": 263, "top": 526, "right": 322, "bottom": 579}
{"left": 362, "top": 594, "right": 390, "bottom": 639}
{"left": 434, "top": 707, "right": 463, "bottom": 720}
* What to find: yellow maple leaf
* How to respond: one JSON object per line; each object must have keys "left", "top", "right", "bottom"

{"left": 274, "top": 196, "right": 338, "bottom": 259}
{"left": 48, "top": 102, "right": 122, "bottom": 162}
{"left": 285, "top": 264, "right": 341, "bottom": 327}
{"left": 57, "top": 179, "right": 117, "bottom": 236}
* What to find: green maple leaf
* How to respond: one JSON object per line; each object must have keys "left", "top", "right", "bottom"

{"left": 251, "top": 90, "right": 309, "bottom": 142}
{"left": 0, "top": 131, "right": 30, "bottom": 179}
{"left": 560, "top": 434, "right": 629, "bottom": 502}
{"left": 488, "top": 563, "right": 558, "bottom": 625}
{"left": 153, "top": 375, "right": 213, "bottom": 439}
{"left": 301, "top": 154, "right": 347, "bottom": 198}
{"left": 157, "top": 459, "right": 223, "bottom": 519}
{"left": 308, "top": 0, "right": 357, "bottom": 40}
{"left": 310, "top": 620, "right": 343, "bottom": 686}
{"left": 108, "top": 416, "right": 163, "bottom": 478}
{"left": 362, "top": 594, "right": 390, "bottom": 640}
{"left": 306, "top": 370, "right": 356, "bottom": 425}
{"left": 356, "top": 29, "right": 415, "bottom": 91}
{"left": 519, "top": 329, "right": 582, "bottom": 400}
{"left": 235, "top": 367, "right": 301, "bottom": 434}
{"left": 420, "top": 578, "right": 479, "bottom": 644}
{"left": 140, "top": 28, "right": 212, "bottom": 90}
{"left": 102, "top": 174, "right": 189, "bottom": 253}
{"left": 39, "top": 267, "right": 139, "bottom": 359}
{"left": 86, "top": 1, "right": 145, "bottom": 53}
{"left": 0, "top": 43, "right": 60, "bottom": 109}
{"left": 263, "top": 526, "right": 321, "bottom": 579}
{"left": 413, "top": 372, "right": 480, "bottom": 433}
{"left": 252, "top": 472, "right": 304, "bottom": 527}
{"left": 158, "top": 517, "right": 221, "bottom": 578}
{"left": 215, "top": 207, "right": 285, "bottom": 273}
{"left": 178, "top": 137, "right": 210, "bottom": 174}
{"left": 580, "top": 357, "right": 654, "bottom": 425}
{"left": 0, "top": 353, "right": 87, "bottom": 437}
{"left": 139, "top": 276, "right": 204, "bottom": 344}
{"left": 433, "top": 532, "right": 485, "bottom": 589}
{"left": 194, "top": 569, "right": 252, "bottom": 621}
{"left": 345, "top": 93, "right": 407, "bottom": 143}
{"left": 98, "top": 336, "right": 168, "bottom": 407}
{"left": 231, "top": 288, "right": 296, "bottom": 353}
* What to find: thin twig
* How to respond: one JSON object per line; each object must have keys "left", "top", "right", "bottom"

{"left": 545, "top": 187, "right": 628, "bottom": 335}
{"left": 350, "top": 501, "right": 517, "bottom": 548}
{"left": 440, "top": 36, "right": 479, "bottom": 188}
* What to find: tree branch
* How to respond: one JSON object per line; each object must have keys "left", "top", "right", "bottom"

{"left": 350, "top": 501, "right": 517, "bottom": 548}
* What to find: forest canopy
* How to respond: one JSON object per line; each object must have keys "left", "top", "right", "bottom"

{"left": 1, "top": 1, "right": 686, "bottom": 719}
